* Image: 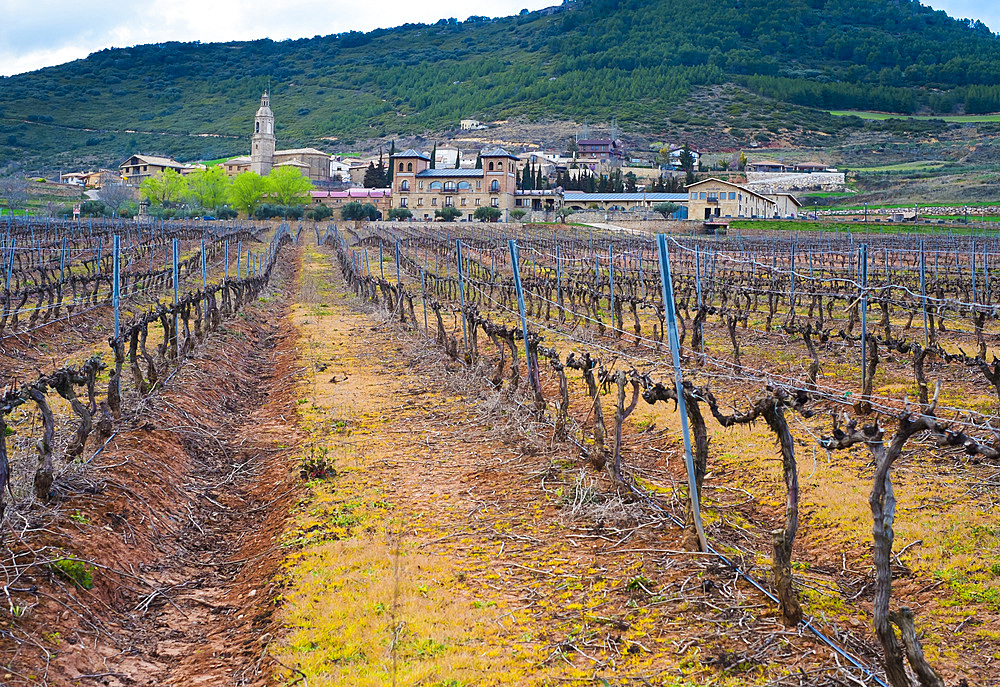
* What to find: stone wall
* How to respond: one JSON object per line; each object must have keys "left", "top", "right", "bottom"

{"left": 745, "top": 171, "right": 846, "bottom": 193}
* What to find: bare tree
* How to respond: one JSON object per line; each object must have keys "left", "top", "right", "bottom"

{"left": 0, "top": 175, "right": 30, "bottom": 214}
{"left": 99, "top": 182, "right": 135, "bottom": 217}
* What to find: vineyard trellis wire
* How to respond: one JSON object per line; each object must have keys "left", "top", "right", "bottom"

{"left": 324, "top": 219, "right": 1000, "bottom": 687}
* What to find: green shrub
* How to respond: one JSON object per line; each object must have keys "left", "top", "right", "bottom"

{"left": 49, "top": 558, "right": 94, "bottom": 589}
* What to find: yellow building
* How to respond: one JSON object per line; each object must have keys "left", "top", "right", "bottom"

{"left": 119, "top": 155, "right": 190, "bottom": 186}
{"left": 390, "top": 147, "right": 519, "bottom": 221}
{"left": 686, "top": 178, "right": 797, "bottom": 220}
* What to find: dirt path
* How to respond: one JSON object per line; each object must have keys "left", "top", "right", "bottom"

{"left": 270, "top": 242, "right": 877, "bottom": 686}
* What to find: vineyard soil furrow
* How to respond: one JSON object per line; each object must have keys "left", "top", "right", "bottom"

{"left": 0, "top": 238, "right": 301, "bottom": 685}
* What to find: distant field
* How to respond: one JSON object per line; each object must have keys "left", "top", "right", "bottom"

{"left": 830, "top": 110, "right": 1000, "bottom": 122}
{"left": 729, "top": 219, "right": 984, "bottom": 234}
{"left": 849, "top": 160, "right": 950, "bottom": 173}
{"left": 829, "top": 201, "right": 1000, "bottom": 211}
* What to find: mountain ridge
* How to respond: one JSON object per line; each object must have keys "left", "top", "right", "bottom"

{"left": 2, "top": 0, "right": 1000, "bottom": 172}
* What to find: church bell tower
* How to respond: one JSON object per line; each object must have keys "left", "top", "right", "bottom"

{"left": 250, "top": 92, "right": 275, "bottom": 176}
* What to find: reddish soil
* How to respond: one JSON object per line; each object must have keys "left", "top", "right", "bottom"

{"left": 0, "top": 249, "right": 302, "bottom": 686}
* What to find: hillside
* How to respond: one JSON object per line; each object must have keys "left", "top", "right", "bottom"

{"left": 3, "top": 0, "right": 1000, "bottom": 172}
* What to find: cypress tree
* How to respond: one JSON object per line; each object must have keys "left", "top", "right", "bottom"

{"left": 430, "top": 143, "right": 437, "bottom": 169}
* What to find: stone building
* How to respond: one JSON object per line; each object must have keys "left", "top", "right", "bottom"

{"left": 250, "top": 93, "right": 276, "bottom": 176}
{"left": 390, "top": 147, "right": 519, "bottom": 221}
{"left": 686, "top": 178, "right": 799, "bottom": 220}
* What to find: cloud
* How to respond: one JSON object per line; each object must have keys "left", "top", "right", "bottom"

{"left": 0, "top": 0, "right": 555, "bottom": 76}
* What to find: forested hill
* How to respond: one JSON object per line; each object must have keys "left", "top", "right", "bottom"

{"left": 3, "top": 0, "right": 1000, "bottom": 172}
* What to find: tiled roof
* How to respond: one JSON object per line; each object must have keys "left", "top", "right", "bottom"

{"left": 312, "top": 188, "right": 391, "bottom": 198}
{"left": 481, "top": 146, "right": 517, "bottom": 159}
{"left": 563, "top": 192, "right": 688, "bottom": 202}
{"left": 121, "top": 154, "right": 187, "bottom": 169}
{"left": 275, "top": 148, "right": 329, "bottom": 157}
{"left": 391, "top": 149, "right": 431, "bottom": 161}
{"left": 415, "top": 169, "right": 484, "bottom": 178}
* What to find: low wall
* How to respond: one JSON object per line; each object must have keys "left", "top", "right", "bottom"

{"left": 745, "top": 171, "right": 846, "bottom": 193}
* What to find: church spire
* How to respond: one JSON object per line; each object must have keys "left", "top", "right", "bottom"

{"left": 250, "top": 91, "right": 275, "bottom": 176}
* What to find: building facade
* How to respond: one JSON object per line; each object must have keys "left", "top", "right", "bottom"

{"left": 119, "top": 155, "right": 190, "bottom": 186}
{"left": 246, "top": 93, "right": 331, "bottom": 183}
{"left": 312, "top": 188, "right": 392, "bottom": 218}
{"left": 686, "top": 178, "right": 799, "bottom": 220}
{"left": 576, "top": 139, "right": 625, "bottom": 165}
{"left": 390, "top": 147, "right": 519, "bottom": 221}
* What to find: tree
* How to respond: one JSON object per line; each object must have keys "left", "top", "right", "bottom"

{"left": 510, "top": 209, "right": 527, "bottom": 221}
{"left": 556, "top": 207, "right": 575, "bottom": 222}
{"left": 430, "top": 143, "right": 437, "bottom": 169}
{"left": 341, "top": 201, "right": 379, "bottom": 221}
{"left": 269, "top": 166, "right": 313, "bottom": 205}
{"left": 624, "top": 171, "right": 637, "bottom": 193}
{"left": 679, "top": 144, "right": 695, "bottom": 174}
{"left": 473, "top": 206, "right": 501, "bottom": 222}
{"left": 186, "top": 166, "right": 230, "bottom": 211}
{"left": 387, "top": 140, "right": 396, "bottom": 183}
{"left": 139, "top": 168, "right": 188, "bottom": 207}
{"left": 387, "top": 207, "right": 412, "bottom": 221}
{"left": 362, "top": 161, "right": 388, "bottom": 188}
{"left": 306, "top": 203, "right": 333, "bottom": 221}
{"left": 98, "top": 182, "right": 134, "bottom": 217}
{"left": 738, "top": 152, "right": 748, "bottom": 171}
{"left": 435, "top": 206, "right": 461, "bottom": 221}
{"left": 0, "top": 175, "right": 30, "bottom": 214}
{"left": 454, "top": 149, "right": 461, "bottom": 169}
{"left": 228, "top": 171, "right": 270, "bottom": 217}
{"left": 653, "top": 202, "right": 681, "bottom": 218}
{"left": 567, "top": 137, "right": 579, "bottom": 158}
{"left": 475, "top": 153, "right": 482, "bottom": 169}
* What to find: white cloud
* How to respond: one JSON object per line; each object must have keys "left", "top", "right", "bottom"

{"left": 0, "top": 0, "right": 556, "bottom": 76}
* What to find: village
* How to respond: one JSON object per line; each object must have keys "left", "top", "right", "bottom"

{"left": 23, "top": 93, "right": 863, "bottom": 226}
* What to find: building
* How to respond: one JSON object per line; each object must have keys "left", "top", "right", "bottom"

{"left": 119, "top": 155, "right": 191, "bottom": 186}
{"left": 767, "top": 193, "right": 802, "bottom": 218}
{"left": 330, "top": 158, "right": 353, "bottom": 183}
{"left": 747, "top": 160, "right": 787, "bottom": 173}
{"left": 247, "top": 93, "right": 331, "bottom": 182}
{"left": 513, "top": 189, "right": 563, "bottom": 214}
{"left": 576, "top": 139, "right": 625, "bottom": 165}
{"left": 390, "top": 147, "right": 519, "bottom": 221}
{"left": 563, "top": 192, "right": 688, "bottom": 216}
{"left": 686, "top": 178, "right": 783, "bottom": 220}
{"left": 460, "top": 119, "right": 486, "bottom": 130}
{"left": 312, "top": 188, "right": 392, "bottom": 218}
{"left": 223, "top": 156, "right": 251, "bottom": 176}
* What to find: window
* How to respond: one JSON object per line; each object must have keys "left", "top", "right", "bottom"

{"left": 400, "top": 198, "right": 408, "bottom": 207}
{"left": 708, "top": 192, "right": 718, "bottom": 200}
{"left": 700, "top": 192, "right": 706, "bottom": 199}
{"left": 489, "top": 161, "right": 495, "bottom": 171}
{"left": 418, "top": 181, "right": 424, "bottom": 190}
{"left": 458, "top": 181, "right": 471, "bottom": 190}
{"left": 445, "top": 196, "right": 453, "bottom": 207}
{"left": 444, "top": 182, "right": 456, "bottom": 192}
{"left": 432, "top": 197, "right": 437, "bottom": 206}
{"left": 490, "top": 180, "right": 500, "bottom": 191}
{"left": 476, "top": 181, "right": 481, "bottom": 189}
{"left": 491, "top": 198, "right": 499, "bottom": 208}
{"left": 400, "top": 180, "right": 409, "bottom": 191}
{"left": 407, "top": 163, "right": 412, "bottom": 172}
{"left": 398, "top": 162, "right": 404, "bottom": 172}
{"left": 475, "top": 198, "right": 481, "bottom": 206}
{"left": 690, "top": 192, "right": 696, "bottom": 200}
{"left": 729, "top": 192, "right": 736, "bottom": 200}
{"left": 460, "top": 198, "right": 467, "bottom": 206}
{"left": 430, "top": 181, "right": 442, "bottom": 190}
{"left": 417, "top": 198, "right": 423, "bottom": 206}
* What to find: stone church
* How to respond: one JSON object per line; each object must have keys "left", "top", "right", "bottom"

{"left": 223, "top": 93, "right": 332, "bottom": 183}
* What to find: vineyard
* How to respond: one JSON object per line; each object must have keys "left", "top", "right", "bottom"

{"left": 0, "top": 216, "right": 997, "bottom": 685}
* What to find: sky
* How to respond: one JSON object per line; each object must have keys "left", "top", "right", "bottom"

{"left": 0, "top": 0, "right": 997, "bottom": 78}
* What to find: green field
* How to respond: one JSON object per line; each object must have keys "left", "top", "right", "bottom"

{"left": 830, "top": 110, "right": 1000, "bottom": 123}
{"left": 728, "top": 219, "right": 991, "bottom": 234}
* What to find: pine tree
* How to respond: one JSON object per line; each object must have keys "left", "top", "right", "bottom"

{"left": 430, "top": 143, "right": 437, "bottom": 169}
{"left": 534, "top": 166, "right": 543, "bottom": 191}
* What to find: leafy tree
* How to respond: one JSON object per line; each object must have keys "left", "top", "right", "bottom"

{"left": 228, "top": 171, "right": 270, "bottom": 217}
{"left": 510, "top": 209, "right": 527, "bottom": 221}
{"left": 268, "top": 166, "right": 313, "bottom": 205}
{"left": 555, "top": 207, "right": 575, "bottom": 222}
{"left": 387, "top": 207, "right": 412, "bottom": 220}
{"left": 435, "top": 206, "right": 461, "bottom": 221}
{"left": 306, "top": 203, "right": 334, "bottom": 221}
{"left": 473, "top": 206, "right": 501, "bottom": 222}
{"left": 341, "top": 201, "right": 379, "bottom": 221}
{"left": 738, "top": 152, "right": 748, "bottom": 171}
{"left": 653, "top": 202, "right": 681, "bottom": 218}
{"left": 186, "top": 166, "right": 230, "bottom": 211}
{"left": 140, "top": 168, "right": 187, "bottom": 207}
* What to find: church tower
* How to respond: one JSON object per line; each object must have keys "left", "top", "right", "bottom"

{"left": 250, "top": 92, "right": 275, "bottom": 176}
